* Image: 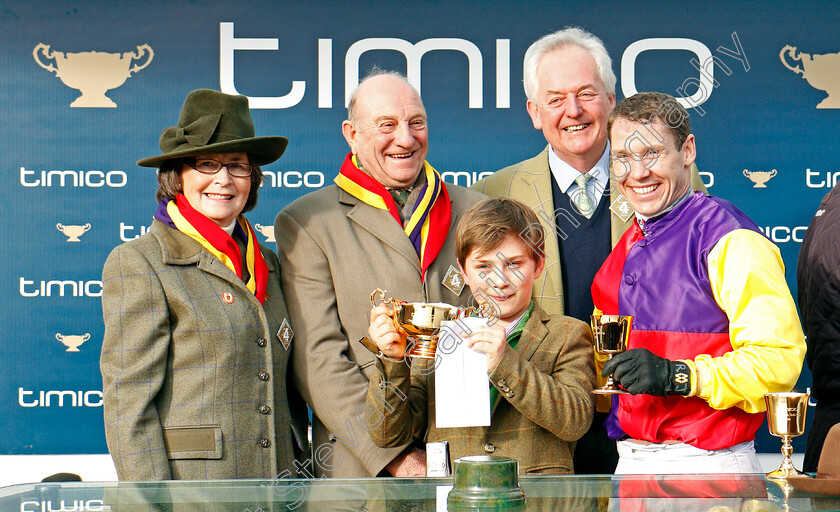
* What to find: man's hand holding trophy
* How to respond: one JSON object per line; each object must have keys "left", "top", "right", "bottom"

{"left": 591, "top": 314, "right": 632, "bottom": 395}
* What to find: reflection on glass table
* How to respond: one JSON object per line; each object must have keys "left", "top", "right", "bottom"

{"left": 3, "top": 474, "right": 840, "bottom": 512}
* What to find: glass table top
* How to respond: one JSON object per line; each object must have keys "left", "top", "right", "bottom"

{"left": 2, "top": 474, "right": 838, "bottom": 512}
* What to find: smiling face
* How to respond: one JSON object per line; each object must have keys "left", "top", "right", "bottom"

{"left": 180, "top": 152, "right": 252, "bottom": 228}
{"left": 610, "top": 119, "right": 696, "bottom": 218}
{"left": 527, "top": 45, "right": 616, "bottom": 172}
{"left": 459, "top": 235, "right": 545, "bottom": 328}
{"left": 342, "top": 75, "right": 429, "bottom": 189}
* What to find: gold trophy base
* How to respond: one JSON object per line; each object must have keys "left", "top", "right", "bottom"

{"left": 408, "top": 336, "right": 437, "bottom": 359}
{"left": 766, "top": 433, "right": 806, "bottom": 480}
{"left": 592, "top": 388, "right": 629, "bottom": 395}
{"left": 766, "top": 467, "right": 807, "bottom": 480}
{"left": 592, "top": 373, "right": 628, "bottom": 395}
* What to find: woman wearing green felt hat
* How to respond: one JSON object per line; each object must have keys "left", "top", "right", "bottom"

{"left": 100, "top": 89, "right": 307, "bottom": 480}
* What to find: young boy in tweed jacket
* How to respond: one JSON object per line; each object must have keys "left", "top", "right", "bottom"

{"left": 365, "top": 197, "right": 595, "bottom": 474}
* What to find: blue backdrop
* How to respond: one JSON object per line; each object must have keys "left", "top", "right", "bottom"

{"left": 2, "top": 0, "right": 837, "bottom": 457}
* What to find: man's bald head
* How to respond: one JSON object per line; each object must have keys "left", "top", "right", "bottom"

{"left": 342, "top": 71, "right": 430, "bottom": 189}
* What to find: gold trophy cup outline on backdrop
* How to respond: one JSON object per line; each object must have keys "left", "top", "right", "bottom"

{"left": 764, "top": 391, "right": 809, "bottom": 479}
{"left": 743, "top": 169, "right": 777, "bottom": 188}
{"left": 591, "top": 314, "right": 633, "bottom": 395}
{"left": 56, "top": 332, "right": 90, "bottom": 352}
{"left": 370, "top": 289, "right": 480, "bottom": 359}
{"left": 33, "top": 43, "right": 154, "bottom": 107}
{"left": 780, "top": 45, "right": 840, "bottom": 109}
{"left": 56, "top": 223, "right": 91, "bottom": 242}
{"left": 253, "top": 224, "right": 276, "bottom": 242}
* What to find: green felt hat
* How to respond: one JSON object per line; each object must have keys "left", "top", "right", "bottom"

{"left": 137, "top": 89, "right": 287, "bottom": 168}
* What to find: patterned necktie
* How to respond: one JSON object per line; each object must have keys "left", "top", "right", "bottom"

{"left": 572, "top": 173, "right": 595, "bottom": 218}
{"left": 390, "top": 188, "right": 411, "bottom": 208}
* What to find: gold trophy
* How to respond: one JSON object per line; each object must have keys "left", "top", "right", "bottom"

{"left": 591, "top": 314, "right": 632, "bottom": 395}
{"left": 370, "top": 289, "right": 477, "bottom": 359}
{"left": 764, "top": 391, "right": 809, "bottom": 479}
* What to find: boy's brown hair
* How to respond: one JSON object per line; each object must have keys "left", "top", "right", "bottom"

{"left": 455, "top": 197, "right": 545, "bottom": 265}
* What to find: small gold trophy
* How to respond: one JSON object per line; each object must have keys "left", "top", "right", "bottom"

{"left": 591, "top": 314, "right": 632, "bottom": 395}
{"left": 764, "top": 391, "right": 809, "bottom": 479}
{"left": 370, "top": 289, "right": 477, "bottom": 359}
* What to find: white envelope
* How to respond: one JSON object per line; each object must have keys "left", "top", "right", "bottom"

{"left": 434, "top": 316, "right": 491, "bottom": 428}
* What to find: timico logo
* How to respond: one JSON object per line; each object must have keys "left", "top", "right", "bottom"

{"left": 21, "top": 167, "right": 127, "bottom": 187}
{"left": 19, "top": 277, "right": 102, "bottom": 297}
{"left": 18, "top": 387, "right": 103, "bottom": 407}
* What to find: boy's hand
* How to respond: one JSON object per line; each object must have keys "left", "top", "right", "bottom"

{"left": 466, "top": 322, "right": 507, "bottom": 372}
{"left": 369, "top": 305, "right": 407, "bottom": 360}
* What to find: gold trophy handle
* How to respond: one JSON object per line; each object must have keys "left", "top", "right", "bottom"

{"left": 33, "top": 43, "right": 58, "bottom": 73}
{"left": 742, "top": 169, "right": 751, "bottom": 179}
{"left": 779, "top": 45, "right": 804, "bottom": 76}
{"left": 370, "top": 288, "right": 403, "bottom": 332}
{"left": 370, "top": 288, "right": 389, "bottom": 307}
{"left": 82, "top": 223, "right": 91, "bottom": 232}
{"left": 478, "top": 301, "right": 501, "bottom": 322}
{"left": 55, "top": 333, "right": 64, "bottom": 342}
{"left": 456, "top": 305, "right": 481, "bottom": 319}
{"left": 129, "top": 44, "right": 154, "bottom": 75}
{"left": 769, "top": 169, "right": 777, "bottom": 178}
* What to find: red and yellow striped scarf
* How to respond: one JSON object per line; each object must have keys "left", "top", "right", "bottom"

{"left": 334, "top": 153, "right": 451, "bottom": 281}
{"left": 155, "top": 194, "right": 268, "bottom": 304}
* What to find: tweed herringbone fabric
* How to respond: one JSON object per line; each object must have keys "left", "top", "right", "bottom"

{"left": 366, "top": 305, "right": 595, "bottom": 474}
{"left": 101, "top": 221, "right": 305, "bottom": 480}
{"left": 274, "top": 183, "right": 485, "bottom": 477}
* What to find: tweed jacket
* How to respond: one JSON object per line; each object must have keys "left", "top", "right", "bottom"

{"left": 472, "top": 146, "right": 707, "bottom": 316}
{"left": 365, "top": 304, "right": 595, "bottom": 474}
{"left": 274, "top": 182, "right": 485, "bottom": 477}
{"left": 101, "top": 220, "right": 305, "bottom": 480}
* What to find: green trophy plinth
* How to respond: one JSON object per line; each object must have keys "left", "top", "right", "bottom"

{"left": 447, "top": 456, "right": 525, "bottom": 510}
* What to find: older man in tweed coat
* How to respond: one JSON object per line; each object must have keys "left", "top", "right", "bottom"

{"left": 275, "top": 72, "right": 485, "bottom": 478}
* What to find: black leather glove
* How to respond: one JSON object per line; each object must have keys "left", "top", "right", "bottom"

{"left": 602, "top": 348, "right": 692, "bottom": 396}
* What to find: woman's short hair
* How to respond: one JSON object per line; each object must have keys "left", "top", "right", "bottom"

{"left": 155, "top": 156, "right": 264, "bottom": 213}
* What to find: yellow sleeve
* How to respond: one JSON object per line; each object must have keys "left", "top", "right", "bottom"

{"left": 690, "top": 229, "right": 806, "bottom": 413}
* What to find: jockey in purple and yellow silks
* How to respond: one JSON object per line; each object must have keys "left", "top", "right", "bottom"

{"left": 591, "top": 92, "right": 805, "bottom": 474}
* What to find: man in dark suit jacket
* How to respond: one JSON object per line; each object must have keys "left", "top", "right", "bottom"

{"left": 797, "top": 182, "right": 840, "bottom": 472}
{"left": 473, "top": 27, "right": 706, "bottom": 474}
{"left": 275, "top": 71, "right": 484, "bottom": 477}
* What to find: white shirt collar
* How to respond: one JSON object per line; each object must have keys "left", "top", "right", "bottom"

{"left": 547, "top": 143, "right": 610, "bottom": 194}
{"left": 221, "top": 220, "right": 237, "bottom": 236}
{"left": 504, "top": 306, "right": 531, "bottom": 338}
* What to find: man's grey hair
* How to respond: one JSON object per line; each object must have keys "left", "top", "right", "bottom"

{"left": 346, "top": 68, "right": 421, "bottom": 123}
{"left": 523, "top": 26, "right": 617, "bottom": 102}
